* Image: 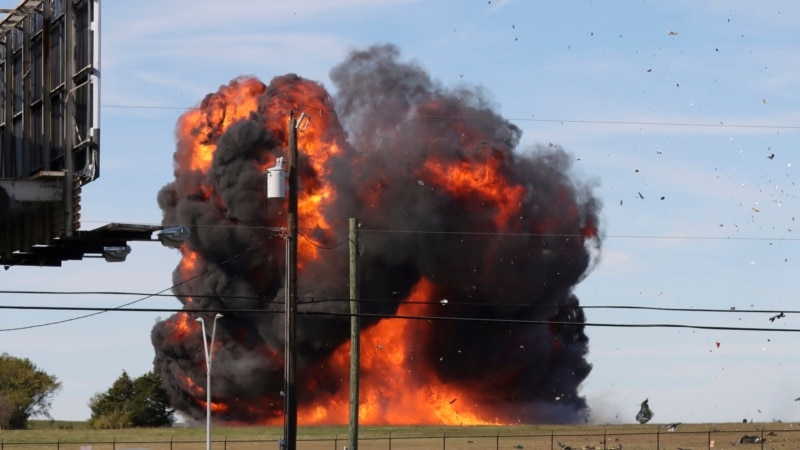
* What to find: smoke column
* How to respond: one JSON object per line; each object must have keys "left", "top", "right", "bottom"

{"left": 152, "top": 44, "right": 602, "bottom": 425}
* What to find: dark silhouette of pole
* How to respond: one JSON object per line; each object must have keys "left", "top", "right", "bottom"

{"left": 348, "top": 218, "right": 360, "bottom": 450}
{"left": 284, "top": 112, "right": 298, "bottom": 450}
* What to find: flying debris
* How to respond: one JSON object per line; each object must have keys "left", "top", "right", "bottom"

{"left": 636, "top": 399, "right": 654, "bottom": 424}
{"left": 769, "top": 312, "right": 785, "bottom": 322}
{"left": 665, "top": 422, "right": 681, "bottom": 432}
{"left": 767, "top": 153, "right": 775, "bottom": 160}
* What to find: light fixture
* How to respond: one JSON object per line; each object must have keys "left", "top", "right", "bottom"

{"left": 157, "top": 226, "right": 191, "bottom": 248}
{"left": 101, "top": 245, "right": 131, "bottom": 262}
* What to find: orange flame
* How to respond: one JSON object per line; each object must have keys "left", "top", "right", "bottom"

{"left": 185, "top": 374, "right": 230, "bottom": 414}
{"left": 179, "top": 247, "right": 200, "bottom": 280}
{"left": 178, "top": 78, "right": 265, "bottom": 173}
{"left": 164, "top": 312, "right": 196, "bottom": 341}
{"left": 422, "top": 154, "right": 526, "bottom": 229}
{"left": 292, "top": 279, "right": 499, "bottom": 426}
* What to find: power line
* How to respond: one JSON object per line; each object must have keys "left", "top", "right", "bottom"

{"left": 103, "top": 104, "right": 190, "bottom": 111}
{"left": 71, "top": 219, "right": 800, "bottom": 242}
{"left": 357, "top": 228, "right": 800, "bottom": 241}
{"left": 417, "top": 112, "right": 800, "bottom": 130}
{"left": 0, "top": 289, "right": 793, "bottom": 315}
{"left": 0, "top": 304, "right": 795, "bottom": 333}
{"left": 0, "top": 244, "right": 259, "bottom": 332}
{"left": 100, "top": 103, "right": 800, "bottom": 130}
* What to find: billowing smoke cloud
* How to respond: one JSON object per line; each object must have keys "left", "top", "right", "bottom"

{"left": 152, "top": 44, "right": 602, "bottom": 425}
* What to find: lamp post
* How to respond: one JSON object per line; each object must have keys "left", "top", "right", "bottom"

{"left": 197, "top": 313, "right": 223, "bottom": 450}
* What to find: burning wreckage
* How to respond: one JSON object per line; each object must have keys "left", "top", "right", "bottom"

{"left": 151, "top": 44, "right": 603, "bottom": 425}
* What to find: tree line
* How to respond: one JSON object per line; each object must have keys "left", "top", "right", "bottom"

{"left": 0, "top": 352, "right": 175, "bottom": 429}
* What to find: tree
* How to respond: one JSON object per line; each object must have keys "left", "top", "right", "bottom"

{"left": 89, "top": 370, "right": 175, "bottom": 429}
{"left": 0, "top": 353, "right": 62, "bottom": 429}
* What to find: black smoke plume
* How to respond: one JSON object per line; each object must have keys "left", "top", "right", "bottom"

{"left": 152, "top": 43, "right": 602, "bottom": 424}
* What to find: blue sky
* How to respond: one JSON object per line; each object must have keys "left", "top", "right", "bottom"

{"left": 1, "top": 0, "right": 799, "bottom": 424}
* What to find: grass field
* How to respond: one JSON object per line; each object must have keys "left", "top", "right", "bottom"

{"left": 2, "top": 421, "right": 798, "bottom": 450}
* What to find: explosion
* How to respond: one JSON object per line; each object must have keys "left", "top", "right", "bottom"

{"left": 152, "top": 44, "right": 602, "bottom": 425}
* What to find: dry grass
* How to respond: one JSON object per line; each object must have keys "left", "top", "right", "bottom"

{"left": 4, "top": 421, "right": 799, "bottom": 450}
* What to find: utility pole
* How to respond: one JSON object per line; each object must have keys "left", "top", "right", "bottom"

{"left": 348, "top": 218, "right": 361, "bottom": 450}
{"left": 284, "top": 112, "right": 299, "bottom": 450}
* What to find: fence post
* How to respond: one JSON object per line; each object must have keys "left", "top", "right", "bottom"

{"left": 389, "top": 432, "right": 392, "bottom": 450}
{"left": 170, "top": 436, "right": 173, "bottom": 450}
{"left": 224, "top": 435, "right": 228, "bottom": 450}
{"left": 657, "top": 426, "right": 660, "bottom": 450}
{"left": 442, "top": 431, "right": 446, "bottom": 450}
{"left": 496, "top": 431, "right": 499, "bottom": 450}
{"left": 551, "top": 431, "right": 554, "bottom": 450}
{"left": 334, "top": 434, "right": 338, "bottom": 450}
{"left": 113, "top": 436, "right": 116, "bottom": 450}
{"left": 603, "top": 429, "right": 607, "bottom": 450}
{"left": 57, "top": 438, "right": 59, "bottom": 450}
{"left": 708, "top": 429, "right": 711, "bottom": 450}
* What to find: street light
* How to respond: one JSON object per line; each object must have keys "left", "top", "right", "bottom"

{"left": 157, "top": 226, "right": 191, "bottom": 248}
{"left": 101, "top": 245, "right": 131, "bottom": 262}
{"left": 197, "top": 313, "right": 223, "bottom": 450}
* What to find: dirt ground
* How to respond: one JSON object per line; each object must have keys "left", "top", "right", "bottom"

{"left": 5, "top": 422, "right": 799, "bottom": 450}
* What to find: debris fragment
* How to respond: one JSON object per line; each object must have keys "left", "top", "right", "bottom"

{"left": 636, "top": 398, "right": 654, "bottom": 424}
{"left": 668, "top": 31, "right": 679, "bottom": 36}
{"left": 769, "top": 312, "right": 785, "bottom": 322}
{"left": 738, "top": 435, "right": 765, "bottom": 444}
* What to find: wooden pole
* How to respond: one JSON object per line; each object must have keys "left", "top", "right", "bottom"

{"left": 284, "top": 112, "right": 298, "bottom": 450}
{"left": 348, "top": 217, "right": 361, "bottom": 450}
